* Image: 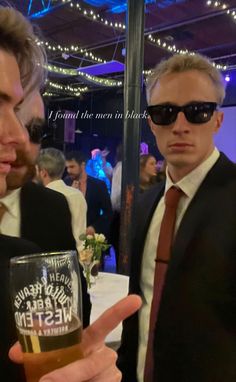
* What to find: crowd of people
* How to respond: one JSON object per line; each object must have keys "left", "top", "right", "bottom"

{"left": 0, "top": 4, "right": 236, "bottom": 382}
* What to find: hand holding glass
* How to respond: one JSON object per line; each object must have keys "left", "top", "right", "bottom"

{"left": 10, "top": 251, "right": 83, "bottom": 382}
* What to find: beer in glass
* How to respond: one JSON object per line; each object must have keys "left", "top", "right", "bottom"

{"left": 10, "top": 251, "right": 83, "bottom": 382}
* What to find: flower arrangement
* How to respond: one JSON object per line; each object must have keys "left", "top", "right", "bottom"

{"left": 79, "top": 233, "right": 110, "bottom": 288}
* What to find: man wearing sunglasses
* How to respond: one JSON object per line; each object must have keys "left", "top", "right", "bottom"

{"left": 118, "top": 53, "right": 236, "bottom": 382}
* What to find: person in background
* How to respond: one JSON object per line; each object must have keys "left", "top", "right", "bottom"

{"left": 86, "top": 148, "right": 113, "bottom": 193}
{"left": 110, "top": 144, "right": 122, "bottom": 270}
{"left": 36, "top": 147, "right": 87, "bottom": 252}
{"left": 65, "top": 151, "right": 112, "bottom": 238}
{"left": 139, "top": 154, "right": 158, "bottom": 193}
{"left": 111, "top": 144, "right": 122, "bottom": 213}
{"left": 118, "top": 53, "right": 236, "bottom": 382}
{"left": 156, "top": 159, "right": 167, "bottom": 183}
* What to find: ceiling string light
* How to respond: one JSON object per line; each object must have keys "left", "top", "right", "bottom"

{"left": 147, "top": 34, "right": 228, "bottom": 70}
{"left": 43, "top": 92, "right": 56, "bottom": 97}
{"left": 143, "top": 69, "right": 152, "bottom": 76}
{"left": 76, "top": 71, "right": 123, "bottom": 87}
{"left": 47, "top": 63, "right": 123, "bottom": 87}
{"left": 58, "top": 0, "right": 126, "bottom": 30}
{"left": 37, "top": 39, "right": 107, "bottom": 63}
{"left": 43, "top": 90, "right": 81, "bottom": 97}
{"left": 147, "top": 34, "right": 191, "bottom": 55}
{"left": 47, "top": 80, "right": 88, "bottom": 93}
{"left": 47, "top": 63, "right": 77, "bottom": 76}
{"left": 206, "top": 1, "right": 236, "bottom": 21}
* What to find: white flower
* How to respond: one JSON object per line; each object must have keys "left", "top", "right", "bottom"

{"left": 86, "top": 234, "right": 94, "bottom": 240}
{"left": 96, "top": 233, "right": 106, "bottom": 243}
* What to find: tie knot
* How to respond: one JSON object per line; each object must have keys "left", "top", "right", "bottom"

{"left": 165, "top": 186, "right": 183, "bottom": 208}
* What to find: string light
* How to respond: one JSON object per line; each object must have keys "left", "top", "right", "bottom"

{"left": 43, "top": 92, "right": 56, "bottom": 97}
{"left": 55, "top": 0, "right": 126, "bottom": 30}
{"left": 43, "top": 90, "right": 81, "bottom": 97}
{"left": 47, "top": 63, "right": 77, "bottom": 76}
{"left": 147, "top": 34, "right": 228, "bottom": 70}
{"left": 47, "top": 63, "right": 123, "bottom": 87}
{"left": 206, "top": 1, "right": 236, "bottom": 21}
{"left": 76, "top": 70, "right": 123, "bottom": 87}
{"left": 37, "top": 39, "right": 106, "bottom": 64}
{"left": 44, "top": 83, "right": 82, "bottom": 97}
{"left": 143, "top": 69, "right": 152, "bottom": 76}
{"left": 147, "top": 34, "right": 192, "bottom": 55}
{"left": 47, "top": 80, "right": 88, "bottom": 94}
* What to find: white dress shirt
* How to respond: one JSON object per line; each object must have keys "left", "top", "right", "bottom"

{"left": 137, "top": 148, "right": 220, "bottom": 381}
{"left": 46, "top": 180, "right": 87, "bottom": 252}
{"left": 0, "top": 188, "right": 21, "bottom": 236}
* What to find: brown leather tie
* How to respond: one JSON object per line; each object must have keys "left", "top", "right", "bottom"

{"left": 144, "top": 186, "right": 183, "bottom": 382}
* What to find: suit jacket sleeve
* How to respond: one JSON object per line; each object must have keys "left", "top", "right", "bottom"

{"left": 0, "top": 234, "right": 41, "bottom": 382}
{"left": 20, "top": 182, "right": 91, "bottom": 328}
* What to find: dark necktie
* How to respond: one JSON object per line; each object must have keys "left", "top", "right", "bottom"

{"left": 144, "top": 186, "right": 183, "bottom": 382}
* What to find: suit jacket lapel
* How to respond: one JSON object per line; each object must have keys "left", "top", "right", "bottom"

{"left": 130, "top": 182, "right": 165, "bottom": 293}
{"left": 169, "top": 153, "right": 232, "bottom": 273}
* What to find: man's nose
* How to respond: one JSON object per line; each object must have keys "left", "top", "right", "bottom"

{"left": 171, "top": 111, "right": 190, "bottom": 134}
{"left": 0, "top": 112, "right": 29, "bottom": 147}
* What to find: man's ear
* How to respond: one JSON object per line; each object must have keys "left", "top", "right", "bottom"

{"left": 40, "top": 168, "right": 48, "bottom": 178}
{"left": 214, "top": 111, "right": 224, "bottom": 133}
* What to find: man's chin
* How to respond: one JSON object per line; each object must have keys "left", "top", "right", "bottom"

{"left": 6, "top": 166, "right": 35, "bottom": 190}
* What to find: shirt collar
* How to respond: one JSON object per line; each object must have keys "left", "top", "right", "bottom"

{"left": 0, "top": 188, "right": 21, "bottom": 218}
{"left": 165, "top": 148, "right": 220, "bottom": 199}
{"left": 47, "top": 179, "right": 64, "bottom": 188}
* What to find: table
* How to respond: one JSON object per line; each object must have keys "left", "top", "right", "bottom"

{"left": 89, "top": 272, "right": 129, "bottom": 346}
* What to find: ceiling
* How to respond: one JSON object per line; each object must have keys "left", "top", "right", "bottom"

{"left": 7, "top": 0, "right": 236, "bottom": 99}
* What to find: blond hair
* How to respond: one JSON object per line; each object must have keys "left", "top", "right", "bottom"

{"left": 146, "top": 53, "right": 226, "bottom": 105}
{"left": 0, "top": 6, "right": 47, "bottom": 94}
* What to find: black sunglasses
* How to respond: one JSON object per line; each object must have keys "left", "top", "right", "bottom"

{"left": 147, "top": 102, "right": 218, "bottom": 126}
{"left": 25, "top": 118, "right": 47, "bottom": 144}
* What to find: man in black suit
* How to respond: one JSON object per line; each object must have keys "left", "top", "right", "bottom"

{"left": 0, "top": 6, "right": 121, "bottom": 382}
{"left": 65, "top": 151, "right": 112, "bottom": 238}
{"left": 0, "top": 93, "right": 91, "bottom": 380}
{"left": 118, "top": 53, "right": 236, "bottom": 382}
{"left": 0, "top": 91, "right": 91, "bottom": 327}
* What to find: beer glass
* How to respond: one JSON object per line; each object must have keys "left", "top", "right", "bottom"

{"left": 10, "top": 251, "right": 83, "bottom": 382}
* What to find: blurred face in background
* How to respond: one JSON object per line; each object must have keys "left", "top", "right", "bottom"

{"left": 140, "top": 155, "right": 157, "bottom": 183}
{"left": 6, "top": 92, "right": 45, "bottom": 190}
{"left": 144, "top": 156, "right": 157, "bottom": 178}
{"left": 65, "top": 160, "right": 85, "bottom": 180}
{"left": 0, "top": 49, "right": 28, "bottom": 196}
